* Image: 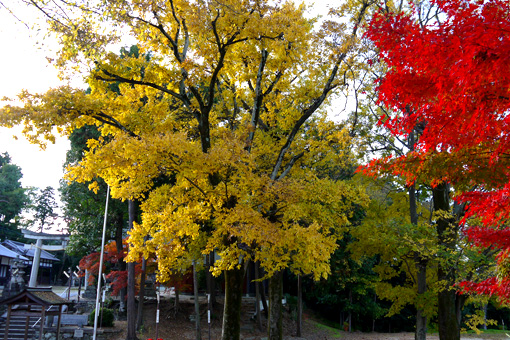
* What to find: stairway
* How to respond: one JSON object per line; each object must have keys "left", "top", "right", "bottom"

{"left": 0, "top": 305, "right": 61, "bottom": 340}
{"left": 0, "top": 314, "right": 39, "bottom": 340}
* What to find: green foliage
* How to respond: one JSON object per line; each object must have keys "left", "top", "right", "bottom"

{"left": 301, "top": 234, "right": 386, "bottom": 331}
{"left": 60, "top": 125, "right": 128, "bottom": 257}
{"left": 0, "top": 152, "right": 29, "bottom": 241}
{"left": 26, "top": 186, "right": 59, "bottom": 232}
{"left": 349, "top": 174, "right": 438, "bottom": 319}
{"left": 89, "top": 308, "right": 115, "bottom": 327}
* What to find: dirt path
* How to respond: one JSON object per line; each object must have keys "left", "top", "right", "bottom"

{"left": 102, "top": 297, "right": 509, "bottom": 340}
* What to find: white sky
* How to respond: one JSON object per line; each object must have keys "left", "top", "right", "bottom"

{"left": 0, "top": 0, "right": 341, "bottom": 224}
{"left": 0, "top": 4, "right": 70, "bottom": 191}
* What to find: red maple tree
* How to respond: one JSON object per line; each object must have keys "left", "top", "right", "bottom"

{"left": 365, "top": 0, "right": 510, "bottom": 299}
{"left": 79, "top": 239, "right": 143, "bottom": 296}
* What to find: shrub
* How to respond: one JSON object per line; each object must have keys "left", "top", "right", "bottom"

{"left": 88, "top": 308, "right": 115, "bottom": 327}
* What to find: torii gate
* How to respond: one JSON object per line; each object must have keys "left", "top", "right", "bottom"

{"left": 21, "top": 229, "right": 69, "bottom": 287}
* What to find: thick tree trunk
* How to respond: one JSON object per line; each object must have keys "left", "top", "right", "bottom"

{"left": 221, "top": 266, "right": 245, "bottom": 340}
{"left": 126, "top": 261, "right": 138, "bottom": 340}
{"left": 268, "top": 271, "right": 283, "bottom": 340}
{"left": 193, "top": 260, "right": 202, "bottom": 340}
{"left": 126, "top": 200, "right": 138, "bottom": 340}
{"left": 136, "top": 257, "right": 146, "bottom": 331}
{"left": 433, "top": 183, "right": 460, "bottom": 340}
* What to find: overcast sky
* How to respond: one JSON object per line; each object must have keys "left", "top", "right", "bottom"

{"left": 0, "top": 3, "right": 70, "bottom": 192}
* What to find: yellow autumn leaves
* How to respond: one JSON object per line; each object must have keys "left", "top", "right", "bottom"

{"left": 0, "top": 0, "right": 373, "bottom": 284}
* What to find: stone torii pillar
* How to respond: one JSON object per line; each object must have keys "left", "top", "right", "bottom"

{"left": 22, "top": 230, "right": 69, "bottom": 288}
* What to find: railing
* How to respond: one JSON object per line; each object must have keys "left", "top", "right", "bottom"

{"left": 31, "top": 288, "right": 70, "bottom": 328}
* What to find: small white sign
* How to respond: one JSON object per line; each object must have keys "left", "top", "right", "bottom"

{"left": 156, "top": 309, "right": 160, "bottom": 323}
{"left": 208, "top": 310, "right": 210, "bottom": 324}
{"left": 74, "top": 329, "right": 84, "bottom": 338}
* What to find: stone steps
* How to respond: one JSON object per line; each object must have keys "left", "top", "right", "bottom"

{"left": 0, "top": 315, "right": 39, "bottom": 340}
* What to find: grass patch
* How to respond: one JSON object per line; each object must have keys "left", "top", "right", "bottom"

{"left": 306, "top": 319, "right": 343, "bottom": 339}
{"left": 463, "top": 328, "right": 510, "bottom": 334}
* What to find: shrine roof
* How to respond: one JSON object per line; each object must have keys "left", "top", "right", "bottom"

{"left": 0, "top": 287, "right": 69, "bottom": 306}
{"left": 0, "top": 244, "right": 28, "bottom": 260}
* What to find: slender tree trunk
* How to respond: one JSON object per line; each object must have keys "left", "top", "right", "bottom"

{"left": 193, "top": 260, "right": 202, "bottom": 340}
{"left": 221, "top": 266, "right": 245, "bottom": 340}
{"left": 174, "top": 285, "right": 180, "bottom": 318}
{"left": 136, "top": 257, "right": 146, "bottom": 330}
{"left": 268, "top": 270, "right": 283, "bottom": 340}
{"left": 115, "top": 213, "right": 127, "bottom": 313}
{"left": 259, "top": 267, "right": 269, "bottom": 318}
{"left": 255, "top": 262, "right": 263, "bottom": 331}
{"left": 410, "top": 182, "right": 427, "bottom": 340}
{"left": 433, "top": 183, "right": 460, "bottom": 340}
{"left": 297, "top": 274, "right": 302, "bottom": 337}
{"left": 482, "top": 303, "right": 488, "bottom": 330}
{"left": 407, "top": 126, "right": 428, "bottom": 340}
{"left": 206, "top": 251, "right": 216, "bottom": 308}
{"left": 348, "top": 289, "right": 352, "bottom": 333}
{"left": 126, "top": 200, "right": 138, "bottom": 340}
{"left": 415, "top": 257, "right": 427, "bottom": 340}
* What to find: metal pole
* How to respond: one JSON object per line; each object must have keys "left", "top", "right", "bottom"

{"left": 93, "top": 186, "right": 110, "bottom": 340}
{"left": 208, "top": 293, "right": 211, "bottom": 340}
{"left": 67, "top": 267, "right": 72, "bottom": 300}
{"left": 156, "top": 288, "right": 160, "bottom": 340}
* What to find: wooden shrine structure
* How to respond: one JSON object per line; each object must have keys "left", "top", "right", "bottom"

{"left": 1, "top": 287, "right": 69, "bottom": 340}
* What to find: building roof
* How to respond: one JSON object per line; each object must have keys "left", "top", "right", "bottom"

{"left": 1, "top": 240, "right": 59, "bottom": 262}
{"left": 0, "top": 244, "right": 28, "bottom": 260}
{"left": 0, "top": 287, "right": 69, "bottom": 306}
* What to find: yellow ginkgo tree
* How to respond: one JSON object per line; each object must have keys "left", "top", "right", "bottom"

{"left": 1, "top": 0, "right": 374, "bottom": 339}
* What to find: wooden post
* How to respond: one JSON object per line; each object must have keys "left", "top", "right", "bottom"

{"left": 39, "top": 307, "right": 46, "bottom": 340}
{"left": 56, "top": 305, "right": 63, "bottom": 340}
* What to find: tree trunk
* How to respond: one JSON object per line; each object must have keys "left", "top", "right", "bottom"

{"left": 193, "top": 260, "right": 202, "bottom": 340}
{"left": 174, "top": 285, "right": 180, "bottom": 318}
{"left": 126, "top": 200, "right": 138, "bottom": 340}
{"left": 115, "top": 212, "right": 127, "bottom": 313}
{"left": 408, "top": 126, "right": 428, "bottom": 340}
{"left": 136, "top": 257, "right": 146, "bottom": 331}
{"left": 415, "top": 256, "right": 427, "bottom": 340}
{"left": 221, "top": 266, "right": 245, "bottom": 340}
{"left": 206, "top": 251, "right": 216, "bottom": 308}
{"left": 297, "top": 274, "right": 302, "bottom": 337}
{"left": 433, "top": 183, "right": 460, "bottom": 340}
{"left": 268, "top": 270, "right": 283, "bottom": 340}
{"left": 259, "top": 267, "right": 269, "bottom": 318}
{"left": 348, "top": 289, "right": 352, "bottom": 333}
{"left": 255, "top": 262, "right": 263, "bottom": 331}
{"left": 410, "top": 183, "right": 427, "bottom": 340}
